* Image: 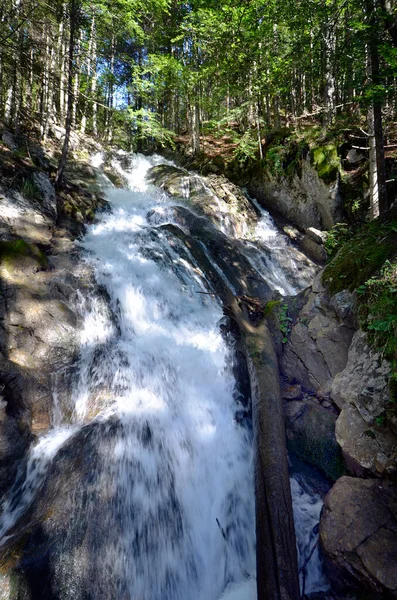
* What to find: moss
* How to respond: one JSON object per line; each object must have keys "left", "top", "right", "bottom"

{"left": 310, "top": 143, "right": 340, "bottom": 183}
{"left": 0, "top": 239, "right": 48, "bottom": 269}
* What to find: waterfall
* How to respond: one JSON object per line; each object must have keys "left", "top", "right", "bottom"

{"left": 0, "top": 153, "right": 328, "bottom": 599}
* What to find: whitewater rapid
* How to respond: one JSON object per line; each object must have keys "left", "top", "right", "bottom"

{"left": 0, "top": 153, "right": 328, "bottom": 599}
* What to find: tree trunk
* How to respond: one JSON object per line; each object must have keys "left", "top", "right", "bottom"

{"left": 56, "top": 0, "right": 79, "bottom": 188}
{"left": 230, "top": 300, "right": 300, "bottom": 600}
{"left": 366, "top": 0, "right": 387, "bottom": 216}
{"left": 322, "top": 10, "right": 336, "bottom": 132}
{"left": 81, "top": 15, "right": 96, "bottom": 135}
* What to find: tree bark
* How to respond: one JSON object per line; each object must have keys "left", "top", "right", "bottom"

{"left": 56, "top": 0, "right": 79, "bottom": 188}
{"left": 230, "top": 300, "right": 300, "bottom": 600}
{"left": 366, "top": 0, "right": 388, "bottom": 216}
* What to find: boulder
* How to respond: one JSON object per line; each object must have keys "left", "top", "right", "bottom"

{"left": 331, "top": 330, "right": 391, "bottom": 422}
{"left": 32, "top": 171, "right": 57, "bottom": 218}
{"left": 335, "top": 404, "right": 397, "bottom": 478}
{"left": 146, "top": 164, "right": 258, "bottom": 238}
{"left": 285, "top": 401, "right": 345, "bottom": 480}
{"left": 2, "top": 131, "right": 18, "bottom": 152}
{"left": 306, "top": 227, "right": 327, "bottom": 245}
{"left": 281, "top": 284, "right": 355, "bottom": 395}
{"left": 301, "top": 234, "right": 327, "bottom": 263}
{"left": 248, "top": 159, "right": 342, "bottom": 231}
{"left": 320, "top": 476, "right": 397, "bottom": 598}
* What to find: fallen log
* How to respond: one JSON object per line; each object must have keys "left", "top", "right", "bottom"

{"left": 230, "top": 297, "right": 300, "bottom": 600}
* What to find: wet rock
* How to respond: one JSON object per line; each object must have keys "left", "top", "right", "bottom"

{"left": 331, "top": 330, "right": 391, "bottom": 422}
{"left": 335, "top": 404, "right": 397, "bottom": 478}
{"left": 32, "top": 171, "right": 57, "bottom": 218}
{"left": 320, "top": 476, "right": 397, "bottom": 598}
{"left": 285, "top": 400, "right": 345, "bottom": 480}
{"left": 146, "top": 164, "right": 258, "bottom": 238}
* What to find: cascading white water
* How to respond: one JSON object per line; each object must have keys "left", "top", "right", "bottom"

{"left": 0, "top": 153, "right": 328, "bottom": 599}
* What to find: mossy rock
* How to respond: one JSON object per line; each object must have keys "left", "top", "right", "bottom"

{"left": 310, "top": 143, "right": 340, "bottom": 183}
{"left": 0, "top": 239, "right": 48, "bottom": 272}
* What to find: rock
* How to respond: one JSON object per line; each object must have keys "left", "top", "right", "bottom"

{"left": 306, "top": 227, "right": 327, "bottom": 244}
{"left": 32, "top": 171, "right": 57, "bottom": 218}
{"left": 2, "top": 131, "right": 18, "bottom": 152}
{"left": 146, "top": 164, "right": 258, "bottom": 238}
{"left": 281, "top": 289, "right": 354, "bottom": 394}
{"left": 331, "top": 330, "right": 391, "bottom": 421}
{"left": 320, "top": 476, "right": 397, "bottom": 598}
{"left": 282, "top": 225, "right": 301, "bottom": 242}
{"left": 28, "top": 141, "right": 50, "bottom": 169}
{"left": 285, "top": 401, "right": 345, "bottom": 480}
{"left": 346, "top": 148, "right": 366, "bottom": 165}
{"left": 335, "top": 404, "right": 397, "bottom": 478}
{"left": 282, "top": 383, "right": 302, "bottom": 400}
{"left": 330, "top": 290, "right": 355, "bottom": 322}
{"left": 248, "top": 159, "right": 342, "bottom": 231}
{"left": 301, "top": 234, "right": 327, "bottom": 263}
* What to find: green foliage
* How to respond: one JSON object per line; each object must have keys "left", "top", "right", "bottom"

{"left": 325, "top": 222, "right": 350, "bottom": 257}
{"left": 127, "top": 108, "right": 175, "bottom": 149}
{"left": 322, "top": 218, "right": 397, "bottom": 294}
{"left": 356, "top": 258, "right": 397, "bottom": 363}
{"left": 263, "top": 298, "right": 281, "bottom": 317}
{"left": 21, "top": 178, "right": 40, "bottom": 200}
{"left": 265, "top": 143, "right": 286, "bottom": 178}
{"left": 232, "top": 131, "right": 258, "bottom": 167}
{"left": 277, "top": 302, "right": 292, "bottom": 343}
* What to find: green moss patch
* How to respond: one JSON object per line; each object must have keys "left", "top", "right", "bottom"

{"left": 310, "top": 143, "right": 340, "bottom": 183}
{"left": 0, "top": 239, "right": 48, "bottom": 270}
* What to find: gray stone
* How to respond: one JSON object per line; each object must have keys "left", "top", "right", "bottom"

{"left": 285, "top": 400, "right": 345, "bottom": 480}
{"left": 301, "top": 234, "right": 327, "bottom": 263}
{"left": 282, "top": 383, "right": 302, "bottom": 400}
{"left": 346, "top": 148, "right": 366, "bottom": 165}
{"left": 330, "top": 290, "right": 355, "bottom": 321}
{"left": 306, "top": 227, "right": 327, "bottom": 244}
{"left": 331, "top": 330, "right": 391, "bottom": 421}
{"left": 335, "top": 404, "right": 397, "bottom": 478}
{"left": 248, "top": 159, "right": 342, "bottom": 231}
{"left": 281, "top": 287, "right": 354, "bottom": 394}
{"left": 320, "top": 476, "right": 397, "bottom": 598}
{"left": 146, "top": 164, "right": 258, "bottom": 238}
{"left": 32, "top": 171, "right": 57, "bottom": 218}
{"left": 2, "top": 131, "right": 18, "bottom": 152}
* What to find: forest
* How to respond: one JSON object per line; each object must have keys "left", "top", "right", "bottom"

{"left": 0, "top": 0, "right": 396, "bottom": 214}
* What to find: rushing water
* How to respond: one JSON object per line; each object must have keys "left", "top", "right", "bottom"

{"left": 0, "top": 153, "right": 328, "bottom": 599}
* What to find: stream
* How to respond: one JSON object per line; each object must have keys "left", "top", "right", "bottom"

{"left": 0, "top": 154, "right": 329, "bottom": 599}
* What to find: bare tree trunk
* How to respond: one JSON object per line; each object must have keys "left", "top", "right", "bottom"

{"left": 366, "top": 0, "right": 387, "bottom": 216}
{"left": 56, "top": 0, "right": 79, "bottom": 188}
{"left": 322, "top": 14, "right": 336, "bottom": 132}
{"left": 107, "top": 35, "right": 115, "bottom": 143}
{"left": 81, "top": 15, "right": 96, "bottom": 134}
